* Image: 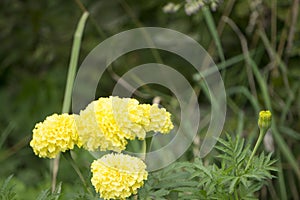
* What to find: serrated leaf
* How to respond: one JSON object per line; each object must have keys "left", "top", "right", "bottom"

{"left": 229, "top": 177, "right": 239, "bottom": 194}
{"left": 194, "top": 163, "right": 213, "bottom": 179}
{"left": 0, "top": 175, "right": 14, "bottom": 193}
{"left": 214, "top": 145, "right": 233, "bottom": 156}
{"left": 0, "top": 175, "right": 16, "bottom": 200}
{"left": 190, "top": 171, "right": 204, "bottom": 179}
{"left": 152, "top": 189, "right": 170, "bottom": 197}
{"left": 54, "top": 182, "right": 62, "bottom": 200}
{"left": 234, "top": 137, "right": 244, "bottom": 158}
{"left": 217, "top": 137, "right": 232, "bottom": 150}
{"left": 36, "top": 190, "right": 50, "bottom": 200}
{"left": 216, "top": 154, "right": 233, "bottom": 163}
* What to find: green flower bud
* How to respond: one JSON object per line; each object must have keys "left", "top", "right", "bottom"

{"left": 258, "top": 110, "right": 272, "bottom": 130}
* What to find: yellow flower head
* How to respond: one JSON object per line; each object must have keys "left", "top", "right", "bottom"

{"left": 91, "top": 153, "right": 148, "bottom": 200}
{"left": 76, "top": 96, "right": 174, "bottom": 152}
{"left": 30, "top": 113, "right": 80, "bottom": 159}
{"left": 144, "top": 104, "right": 174, "bottom": 134}
{"left": 76, "top": 97, "right": 145, "bottom": 152}
{"left": 258, "top": 110, "right": 272, "bottom": 130}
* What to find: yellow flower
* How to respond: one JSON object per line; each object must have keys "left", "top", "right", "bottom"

{"left": 30, "top": 113, "right": 80, "bottom": 159}
{"left": 258, "top": 110, "right": 272, "bottom": 130}
{"left": 91, "top": 153, "right": 148, "bottom": 200}
{"left": 129, "top": 103, "right": 174, "bottom": 135}
{"left": 145, "top": 104, "right": 174, "bottom": 134}
{"left": 77, "top": 96, "right": 174, "bottom": 152}
{"left": 76, "top": 97, "right": 145, "bottom": 152}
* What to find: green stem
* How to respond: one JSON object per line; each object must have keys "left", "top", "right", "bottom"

{"left": 64, "top": 152, "right": 93, "bottom": 195}
{"left": 144, "top": 135, "right": 153, "bottom": 161}
{"left": 145, "top": 136, "right": 153, "bottom": 153}
{"left": 245, "top": 128, "right": 265, "bottom": 171}
{"left": 141, "top": 129, "right": 154, "bottom": 161}
{"left": 234, "top": 189, "right": 239, "bottom": 200}
{"left": 141, "top": 140, "right": 146, "bottom": 161}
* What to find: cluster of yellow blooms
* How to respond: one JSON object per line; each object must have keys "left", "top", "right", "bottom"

{"left": 91, "top": 153, "right": 148, "bottom": 200}
{"left": 29, "top": 96, "right": 174, "bottom": 199}
{"left": 76, "top": 96, "right": 174, "bottom": 152}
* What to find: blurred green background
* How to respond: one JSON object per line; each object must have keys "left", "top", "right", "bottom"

{"left": 1, "top": 0, "right": 300, "bottom": 199}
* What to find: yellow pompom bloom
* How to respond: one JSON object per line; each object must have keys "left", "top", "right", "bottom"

{"left": 91, "top": 153, "right": 148, "bottom": 200}
{"left": 145, "top": 104, "right": 174, "bottom": 134}
{"left": 129, "top": 104, "right": 151, "bottom": 127}
{"left": 30, "top": 113, "right": 80, "bottom": 159}
{"left": 76, "top": 97, "right": 145, "bottom": 152}
{"left": 131, "top": 104, "right": 174, "bottom": 134}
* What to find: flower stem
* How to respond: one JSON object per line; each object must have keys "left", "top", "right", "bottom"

{"left": 51, "top": 154, "right": 60, "bottom": 193}
{"left": 64, "top": 151, "right": 93, "bottom": 195}
{"left": 145, "top": 136, "right": 153, "bottom": 153}
{"left": 245, "top": 128, "right": 265, "bottom": 171}
{"left": 141, "top": 136, "right": 154, "bottom": 162}
{"left": 234, "top": 189, "right": 239, "bottom": 200}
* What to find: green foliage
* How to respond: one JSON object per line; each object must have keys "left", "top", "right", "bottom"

{"left": 36, "top": 182, "right": 61, "bottom": 200}
{"left": 71, "top": 193, "right": 99, "bottom": 200}
{"left": 0, "top": 177, "right": 63, "bottom": 200}
{"left": 138, "top": 162, "right": 200, "bottom": 199}
{"left": 139, "top": 134, "right": 276, "bottom": 200}
{"left": 194, "top": 134, "right": 277, "bottom": 199}
{"left": 0, "top": 175, "right": 16, "bottom": 200}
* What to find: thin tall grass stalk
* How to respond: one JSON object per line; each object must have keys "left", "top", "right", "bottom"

{"left": 275, "top": 8, "right": 290, "bottom": 74}
{"left": 215, "top": 49, "right": 259, "bottom": 71}
{"left": 258, "top": 29, "right": 292, "bottom": 97}
{"left": 285, "top": 0, "right": 299, "bottom": 63}
{"left": 280, "top": 84, "right": 298, "bottom": 125}
{"left": 209, "top": 0, "right": 236, "bottom": 46}
{"left": 276, "top": 151, "right": 288, "bottom": 200}
{"left": 119, "top": 0, "right": 163, "bottom": 64}
{"left": 74, "top": 0, "right": 106, "bottom": 38}
{"left": 203, "top": 6, "right": 225, "bottom": 63}
{"left": 0, "top": 122, "right": 15, "bottom": 150}
{"left": 271, "top": 0, "right": 277, "bottom": 51}
{"left": 222, "top": 16, "right": 258, "bottom": 99}
{"left": 51, "top": 11, "right": 89, "bottom": 193}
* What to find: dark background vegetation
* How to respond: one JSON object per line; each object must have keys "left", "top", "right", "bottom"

{"left": 0, "top": 0, "right": 300, "bottom": 199}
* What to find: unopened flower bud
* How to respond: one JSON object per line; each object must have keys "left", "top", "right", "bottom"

{"left": 258, "top": 110, "right": 272, "bottom": 130}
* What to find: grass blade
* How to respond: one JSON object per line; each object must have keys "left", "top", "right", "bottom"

{"left": 0, "top": 122, "right": 15, "bottom": 150}
{"left": 203, "top": 6, "right": 225, "bottom": 62}
{"left": 62, "top": 11, "right": 89, "bottom": 113}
